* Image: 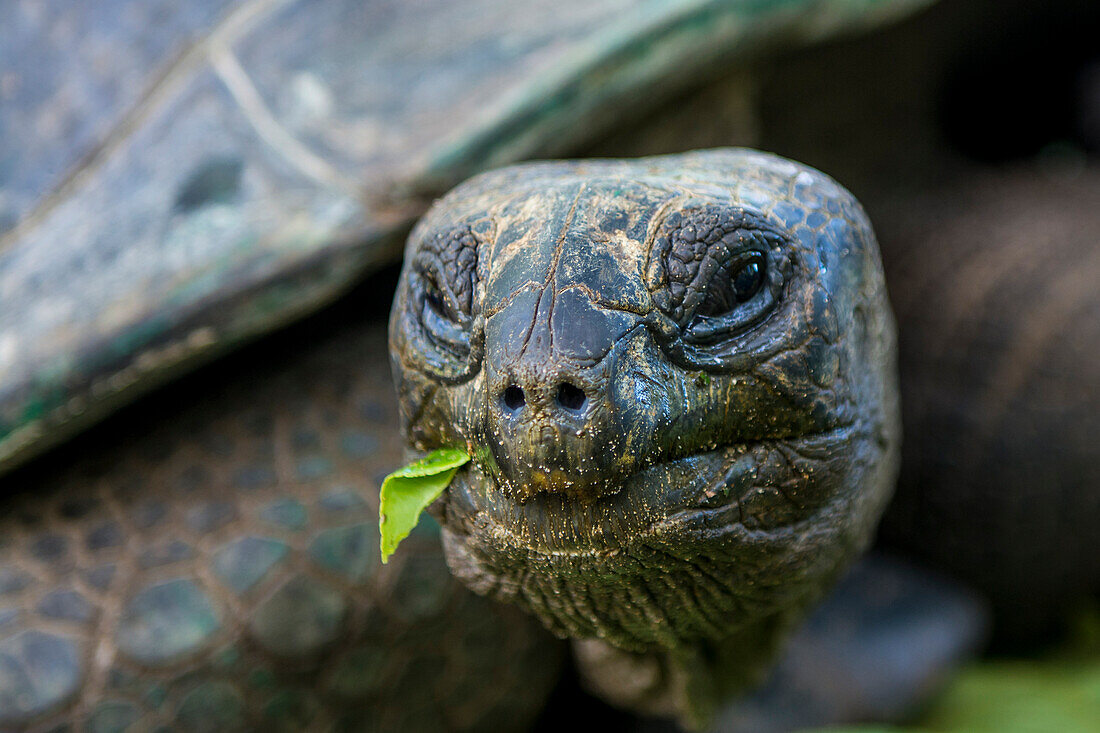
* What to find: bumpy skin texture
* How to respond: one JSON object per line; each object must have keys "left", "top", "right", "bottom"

{"left": 390, "top": 149, "right": 900, "bottom": 721}
{"left": 0, "top": 321, "right": 560, "bottom": 731}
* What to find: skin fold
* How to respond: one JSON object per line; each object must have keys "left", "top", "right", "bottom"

{"left": 389, "top": 148, "right": 901, "bottom": 724}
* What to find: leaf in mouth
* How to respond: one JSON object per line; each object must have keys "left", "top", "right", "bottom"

{"left": 379, "top": 448, "right": 470, "bottom": 563}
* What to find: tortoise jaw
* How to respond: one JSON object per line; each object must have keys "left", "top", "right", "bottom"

{"left": 439, "top": 421, "right": 860, "bottom": 557}
{"left": 441, "top": 447, "right": 724, "bottom": 558}
{"left": 435, "top": 423, "right": 872, "bottom": 652}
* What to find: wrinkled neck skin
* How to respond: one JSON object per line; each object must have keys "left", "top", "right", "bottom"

{"left": 389, "top": 149, "right": 900, "bottom": 726}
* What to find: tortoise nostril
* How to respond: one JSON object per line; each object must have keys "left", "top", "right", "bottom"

{"left": 503, "top": 385, "right": 526, "bottom": 411}
{"left": 556, "top": 382, "right": 587, "bottom": 412}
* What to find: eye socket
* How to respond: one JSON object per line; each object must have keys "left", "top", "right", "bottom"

{"left": 647, "top": 204, "right": 789, "bottom": 347}
{"left": 406, "top": 223, "right": 481, "bottom": 360}
{"left": 647, "top": 202, "right": 798, "bottom": 371}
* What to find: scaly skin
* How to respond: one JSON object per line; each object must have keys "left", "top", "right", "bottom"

{"left": 390, "top": 149, "right": 900, "bottom": 725}
{"left": 0, "top": 319, "right": 561, "bottom": 731}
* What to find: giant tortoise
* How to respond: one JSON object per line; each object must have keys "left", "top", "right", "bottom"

{"left": 2, "top": 0, "right": 1098, "bottom": 730}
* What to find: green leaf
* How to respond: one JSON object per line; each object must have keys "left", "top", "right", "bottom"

{"left": 379, "top": 448, "right": 470, "bottom": 563}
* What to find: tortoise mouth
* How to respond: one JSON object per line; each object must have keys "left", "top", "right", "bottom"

{"left": 439, "top": 422, "right": 861, "bottom": 558}
{"left": 437, "top": 421, "right": 879, "bottom": 651}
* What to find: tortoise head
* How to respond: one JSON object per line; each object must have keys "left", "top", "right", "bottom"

{"left": 389, "top": 150, "right": 899, "bottom": 663}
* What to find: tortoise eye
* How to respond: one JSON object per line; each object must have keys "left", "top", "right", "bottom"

{"left": 696, "top": 253, "right": 767, "bottom": 319}
{"left": 405, "top": 223, "right": 483, "bottom": 369}
{"left": 648, "top": 203, "right": 789, "bottom": 349}
{"left": 732, "top": 259, "right": 764, "bottom": 302}
{"left": 686, "top": 248, "right": 780, "bottom": 344}
{"left": 418, "top": 271, "right": 469, "bottom": 353}
{"left": 412, "top": 224, "right": 480, "bottom": 324}
{"left": 423, "top": 278, "right": 450, "bottom": 320}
